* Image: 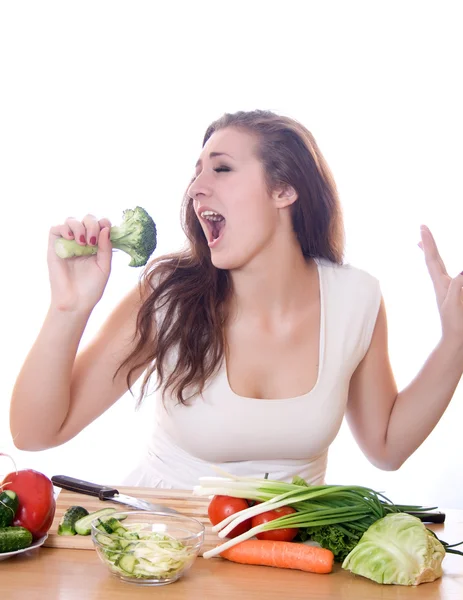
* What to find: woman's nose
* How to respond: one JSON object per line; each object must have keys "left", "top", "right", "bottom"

{"left": 187, "top": 171, "right": 212, "bottom": 200}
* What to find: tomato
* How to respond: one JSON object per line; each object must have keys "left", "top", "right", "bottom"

{"left": 251, "top": 506, "right": 299, "bottom": 542}
{"left": 2, "top": 469, "right": 56, "bottom": 540}
{"left": 208, "top": 495, "right": 252, "bottom": 538}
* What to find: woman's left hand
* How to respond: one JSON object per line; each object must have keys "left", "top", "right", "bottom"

{"left": 419, "top": 224, "right": 463, "bottom": 344}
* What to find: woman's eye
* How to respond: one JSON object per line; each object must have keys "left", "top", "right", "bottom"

{"left": 214, "top": 166, "right": 231, "bottom": 173}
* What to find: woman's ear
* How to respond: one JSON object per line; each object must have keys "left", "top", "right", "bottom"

{"left": 272, "top": 183, "right": 298, "bottom": 209}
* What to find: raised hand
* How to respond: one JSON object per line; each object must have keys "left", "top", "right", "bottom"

{"left": 47, "top": 214, "right": 113, "bottom": 313}
{"left": 419, "top": 224, "right": 463, "bottom": 343}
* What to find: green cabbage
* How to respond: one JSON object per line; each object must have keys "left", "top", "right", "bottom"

{"left": 342, "top": 513, "right": 445, "bottom": 585}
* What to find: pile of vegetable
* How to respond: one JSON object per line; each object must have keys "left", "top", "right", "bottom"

{"left": 194, "top": 473, "right": 463, "bottom": 585}
{"left": 0, "top": 453, "right": 56, "bottom": 553}
{"left": 55, "top": 206, "right": 157, "bottom": 267}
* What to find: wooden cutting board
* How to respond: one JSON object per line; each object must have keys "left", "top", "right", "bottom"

{"left": 44, "top": 487, "right": 221, "bottom": 556}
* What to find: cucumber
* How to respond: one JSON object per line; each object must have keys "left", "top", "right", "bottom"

{"left": 58, "top": 506, "right": 89, "bottom": 536}
{"left": 117, "top": 553, "right": 137, "bottom": 574}
{"left": 121, "top": 531, "right": 139, "bottom": 540}
{"left": 0, "top": 526, "right": 33, "bottom": 553}
{"left": 95, "top": 518, "right": 114, "bottom": 534}
{"left": 96, "top": 516, "right": 127, "bottom": 534}
{"left": 105, "top": 550, "right": 120, "bottom": 561}
{"left": 95, "top": 533, "right": 119, "bottom": 549}
{"left": 74, "top": 507, "right": 118, "bottom": 536}
{"left": 119, "top": 541, "right": 137, "bottom": 551}
{"left": 0, "top": 491, "right": 19, "bottom": 528}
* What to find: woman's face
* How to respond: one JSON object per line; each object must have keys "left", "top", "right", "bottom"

{"left": 188, "top": 127, "right": 279, "bottom": 270}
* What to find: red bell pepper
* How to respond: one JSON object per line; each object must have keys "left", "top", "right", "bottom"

{"left": 2, "top": 461, "right": 56, "bottom": 540}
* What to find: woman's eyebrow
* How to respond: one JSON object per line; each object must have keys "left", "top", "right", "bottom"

{"left": 195, "top": 151, "right": 234, "bottom": 168}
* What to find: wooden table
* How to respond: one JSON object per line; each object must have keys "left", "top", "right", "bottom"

{"left": 2, "top": 510, "right": 463, "bottom": 599}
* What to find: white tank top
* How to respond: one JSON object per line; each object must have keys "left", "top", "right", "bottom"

{"left": 124, "top": 259, "right": 381, "bottom": 489}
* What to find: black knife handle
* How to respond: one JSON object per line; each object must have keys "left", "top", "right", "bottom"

{"left": 406, "top": 511, "right": 446, "bottom": 524}
{"left": 51, "top": 475, "right": 119, "bottom": 500}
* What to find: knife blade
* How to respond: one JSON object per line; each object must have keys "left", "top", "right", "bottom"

{"left": 51, "top": 475, "right": 179, "bottom": 515}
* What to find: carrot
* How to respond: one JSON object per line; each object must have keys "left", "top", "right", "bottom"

{"left": 220, "top": 539, "right": 334, "bottom": 574}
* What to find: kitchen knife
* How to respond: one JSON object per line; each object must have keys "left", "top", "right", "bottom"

{"left": 51, "top": 475, "right": 179, "bottom": 515}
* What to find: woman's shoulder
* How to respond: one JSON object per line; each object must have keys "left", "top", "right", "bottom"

{"left": 316, "top": 257, "right": 379, "bottom": 285}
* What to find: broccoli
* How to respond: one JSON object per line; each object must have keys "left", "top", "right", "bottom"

{"left": 55, "top": 206, "right": 157, "bottom": 267}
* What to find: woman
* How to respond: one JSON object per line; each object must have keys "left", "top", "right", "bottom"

{"left": 10, "top": 110, "right": 463, "bottom": 489}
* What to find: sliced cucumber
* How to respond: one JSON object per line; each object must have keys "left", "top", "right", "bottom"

{"left": 122, "top": 531, "right": 139, "bottom": 540}
{"left": 117, "top": 553, "right": 137, "bottom": 574}
{"left": 0, "top": 491, "right": 19, "bottom": 528}
{"left": 119, "top": 541, "right": 137, "bottom": 552}
{"left": 74, "top": 508, "right": 117, "bottom": 536}
{"left": 104, "top": 550, "right": 120, "bottom": 561}
{"left": 95, "top": 518, "right": 113, "bottom": 534}
{"left": 95, "top": 533, "right": 120, "bottom": 549}
{"left": 58, "top": 506, "right": 89, "bottom": 536}
{"left": 96, "top": 516, "right": 127, "bottom": 534}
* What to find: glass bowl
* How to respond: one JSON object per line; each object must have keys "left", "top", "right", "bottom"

{"left": 91, "top": 510, "right": 205, "bottom": 586}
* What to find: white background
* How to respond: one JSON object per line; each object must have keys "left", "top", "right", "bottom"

{"left": 1, "top": 1, "right": 462, "bottom": 508}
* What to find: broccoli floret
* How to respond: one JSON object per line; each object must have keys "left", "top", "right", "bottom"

{"left": 55, "top": 206, "right": 157, "bottom": 267}
{"left": 108, "top": 206, "right": 157, "bottom": 267}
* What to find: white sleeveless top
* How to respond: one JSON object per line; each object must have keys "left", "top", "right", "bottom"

{"left": 124, "top": 259, "right": 381, "bottom": 489}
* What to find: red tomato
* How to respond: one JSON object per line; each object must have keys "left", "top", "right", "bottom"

{"left": 2, "top": 469, "right": 56, "bottom": 540}
{"left": 251, "top": 506, "right": 299, "bottom": 542}
{"left": 208, "top": 495, "right": 252, "bottom": 538}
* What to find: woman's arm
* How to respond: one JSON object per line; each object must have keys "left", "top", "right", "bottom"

{"left": 346, "top": 226, "right": 463, "bottom": 469}
{"left": 10, "top": 285, "right": 149, "bottom": 451}
{"left": 10, "top": 214, "right": 152, "bottom": 451}
{"left": 346, "top": 298, "right": 463, "bottom": 469}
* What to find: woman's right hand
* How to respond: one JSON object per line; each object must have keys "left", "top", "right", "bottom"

{"left": 47, "top": 213, "right": 113, "bottom": 313}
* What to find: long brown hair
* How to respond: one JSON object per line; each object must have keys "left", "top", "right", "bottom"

{"left": 119, "top": 110, "right": 345, "bottom": 405}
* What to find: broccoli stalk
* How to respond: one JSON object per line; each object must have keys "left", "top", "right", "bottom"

{"left": 55, "top": 206, "right": 157, "bottom": 267}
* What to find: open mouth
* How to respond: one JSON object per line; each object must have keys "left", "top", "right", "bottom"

{"left": 201, "top": 210, "right": 226, "bottom": 247}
